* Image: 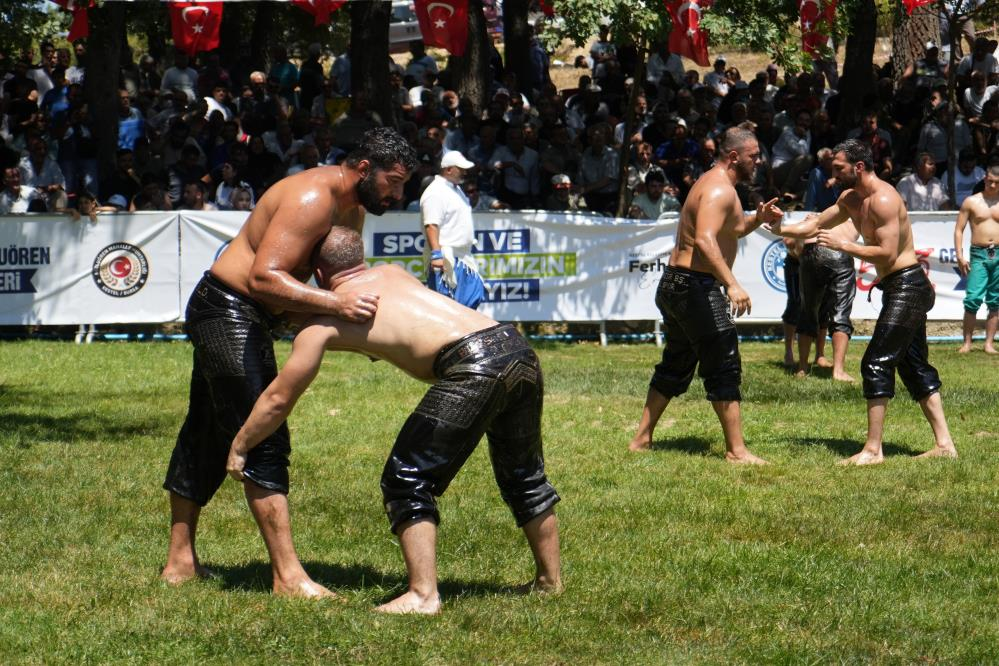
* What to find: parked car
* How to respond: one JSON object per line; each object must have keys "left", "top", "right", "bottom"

{"left": 389, "top": 1, "right": 422, "bottom": 52}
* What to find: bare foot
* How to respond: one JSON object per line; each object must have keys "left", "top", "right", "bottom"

{"left": 985, "top": 346, "right": 998, "bottom": 355}
{"left": 375, "top": 590, "right": 441, "bottom": 615}
{"left": 160, "top": 563, "right": 218, "bottom": 585}
{"left": 838, "top": 450, "right": 884, "bottom": 466}
{"left": 794, "top": 368, "right": 808, "bottom": 378}
{"left": 958, "top": 343, "right": 972, "bottom": 353}
{"left": 832, "top": 371, "right": 855, "bottom": 382}
{"left": 815, "top": 356, "right": 833, "bottom": 368}
{"left": 628, "top": 437, "right": 651, "bottom": 452}
{"left": 916, "top": 446, "right": 958, "bottom": 459}
{"left": 725, "top": 451, "right": 769, "bottom": 465}
{"left": 274, "top": 578, "right": 340, "bottom": 599}
{"left": 513, "top": 577, "right": 564, "bottom": 595}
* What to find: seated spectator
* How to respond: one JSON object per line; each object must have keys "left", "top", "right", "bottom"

{"left": 18, "top": 135, "right": 67, "bottom": 211}
{"left": 703, "top": 56, "right": 731, "bottom": 109}
{"left": 0, "top": 166, "right": 40, "bottom": 213}
{"left": 544, "top": 173, "right": 584, "bottom": 212}
{"left": 230, "top": 186, "right": 254, "bottom": 211}
{"left": 576, "top": 123, "right": 619, "bottom": 214}
{"left": 130, "top": 173, "right": 172, "bottom": 211}
{"left": 286, "top": 143, "right": 320, "bottom": 176}
{"left": 681, "top": 137, "right": 717, "bottom": 194}
{"left": 963, "top": 70, "right": 997, "bottom": 120}
{"left": 917, "top": 103, "right": 972, "bottom": 171}
{"left": 444, "top": 114, "right": 480, "bottom": 157}
{"left": 71, "top": 190, "right": 119, "bottom": 222}
{"left": 160, "top": 51, "right": 198, "bottom": 103}
{"left": 940, "top": 148, "right": 986, "bottom": 209}
{"left": 245, "top": 135, "right": 284, "bottom": 194}
{"left": 167, "top": 144, "right": 209, "bottom": 206}
{"left": 629, "top": 169, "right": 680, "bottom": 220}
{"left": 804, "top": 147, "right": 841, "bottom": 212}
{"left": 653, "top": 119, "right": 698, "bottom": 187}
{"left": 626, "top": 141, "right": 656, "bottom": 196}
{"left": 332, "top": 91, "right": 383, "bottom": 152}
{"left": 956, "top": 37, "right": 998, "bottom": 85}
{"left": 491, "top": 126, "right": 540, "bottom": 209}
{"left": 896, "top": 152, "right": 948, "bottom": 211}
{"left": 405, "top": 40, "right": 439, "bottom": 84}
{"left": 263, "top": 120, "right": 303, "bottom": 167}
{"left": 214, "top": 161, "right": 255, "bottom": 210}
{"left": 203, "top": 85, "right": 233, "bottom": 122}
{"left": 117, "top": 88, "right": 145, "bottom": 151}
{"left": 268, "top": 45, "right": 298, "bottom": 107}
{"left": 103, "top": 148, "right": 142, "bottom": 203}
{"left": 462, "top": 179, "right": 507, "bottom": 211}
{"left": 971, "top": 97, "right": 999, "bottom": 160}
{"left": 180, "top": 180, "right": 217, "bottom": 211}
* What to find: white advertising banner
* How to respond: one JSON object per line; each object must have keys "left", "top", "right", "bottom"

{"left": 0, "top": 209, "right": 972, "bottom": 325}
{"left": 0, "top": 213, "right": 180, "bottom": 325}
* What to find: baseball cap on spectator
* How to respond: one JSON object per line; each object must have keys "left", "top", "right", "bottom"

{"left": 108, "top": 194, "right": 128, "bottom": 210}
{"left": 551, "top": 174, "right": 572, "bottom": 188}
{"left": 441, "top": 151, "right": 475, "bottom": 169}
{"left": 586, "top": 83, "right": 602, "bottom": 93}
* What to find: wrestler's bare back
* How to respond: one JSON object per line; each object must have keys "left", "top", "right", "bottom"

{"left": 670, "top": 167, "right": 742, "bottom": 271}
{"left": 210, "top": 167, "right": 364, "bottom": 304}
{"left": 303, "top": 264, "right": 497, "bottom": 381}
{"left": 963, "top": 193, "right": 999, "bottom": 245}
{"left": 838, "top": 179, "right": 918, "bottom": 277}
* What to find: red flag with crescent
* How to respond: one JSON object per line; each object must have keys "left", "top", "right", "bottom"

{"left": 414, "top": 0, "right": 469, "bottom": 56}
{"left": 291, "top": 0, "right": 346, "bottom": 26}
{"left": 169, "top": 1, "right": 224, "bottom": 56}
{"left": 902, "top": 0, "right": 934, "bottom": 14}
{"left": 800, "top": 0, "right": 837, "bottom": 57}
{"left": 539, "top": 0, "right": 555, "bottom": 17}
{"left": 51, "top": 0, "right": 94, "bottom": 43}
{"left": 664, "top": 0, "right": 713, "bottom": 67}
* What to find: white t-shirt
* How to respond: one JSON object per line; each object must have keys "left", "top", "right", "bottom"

{"left": 420, "top": 175, "right": 475, "bottom": 248}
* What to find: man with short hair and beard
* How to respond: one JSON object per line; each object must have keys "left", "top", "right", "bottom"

{"left": 162, "top": 128, "right": 417, "bottom": 596}
{"left": 628, "top": 127, "right": 783, "bottom": 464}
{"left": 770, "top": 139, "right": 958, "bottom": 465}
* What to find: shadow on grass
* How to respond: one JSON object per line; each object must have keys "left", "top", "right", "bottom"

{"left": 787, "top": 436, "right": 920, "bottom": 458}
{"left": 214, "top": 561, "right": 511, "bottom": 600}
{"left": 649, "top": 436, "right": 713, "bottom": 456}
{"left": 0, "top": 409, "right": 171, "bottom": 448}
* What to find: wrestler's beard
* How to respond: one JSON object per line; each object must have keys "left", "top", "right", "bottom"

{"left": 837, "top": 171, "right": 858, "bottom": 188}
{"left": 357, "top": 171, "right": 392, "bottom": 216}
{"left": 736, "top": 160, "right": 756, "bottom": 182}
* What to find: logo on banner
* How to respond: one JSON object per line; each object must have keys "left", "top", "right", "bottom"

{"left": 760, "top": 239, "right": 787, "bottom": 292}
{"left": 92, "top": 242, "right": 149, "bottom": 297}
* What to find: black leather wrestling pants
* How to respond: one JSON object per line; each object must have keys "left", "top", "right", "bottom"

{"left": 798, "top": 244, "right": 856, "bottom": 337}
{"left": 649, "top": 267, "right": 741, "bottom": 402}
{"left": 381, "top": 324, "right": 560, "bottom": 533}
{"left": 163, "top": 272, "right": 291, "bottom": 506}
{"left": 782, "top": 256, "right": 801, "bottom": 326}
{"left": 861, "top": 266, "right": 942, "bottom": 401}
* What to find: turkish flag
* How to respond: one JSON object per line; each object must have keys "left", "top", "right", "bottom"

{"left": 414, "top": 0, "right": 469, "bottom": 56}
{"left": 169, "top": 1, "right": 224, "bottom": 56}
{"left": 800, "top": 0, "right": 837, "bottom": 57}
{"left": 902, "top": 0, "right": 934, "bottom": 14}
{"left": 539, "top": 0, "right": 555, "bottom": 17}
{"left": 291, "top": 0, "right": 346, "bottom": 26}
{"left": 51, "top": 0, "right": 94, "bottom": 43}
{"left": 663, "top": 0, "right": 713, "bottom": 67}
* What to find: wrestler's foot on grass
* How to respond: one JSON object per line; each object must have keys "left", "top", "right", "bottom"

{"left": 725, "top": 450, "right": 769, "bottom": 465}
{"left": 274, "top": 578, "right": 339, "bottom": 599}
{"left": 375, "top": 590, "right": 441, "bottom": 615}
{"left": 839, "top": 449, "right": 884, "bottom": 466}
{"left": 161, "top": 562, "right": 218, "bottom": 585}
{"left": 916, "top": 445, "right": 958, "bottom": 459}
{"left": 513, "top": 575, "right": 564, "bottom": 595}
{"left": 815, "top": 356, "right": 833, "bottom": 369}
{"left": 832, "top": 370, "right": 855, "bottom": 382}
{"left": 958, "top": 343, "right": 972, "bottom": 353}
{"left": 985, "top": 345, "right": 998, "bottom": 355}
{"left": 628, "top": 436, "right": 652, "bottom": 452}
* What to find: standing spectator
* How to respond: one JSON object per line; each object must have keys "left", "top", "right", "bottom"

{"left": 590, "top": 23, "right": 616, "bottom": 76}
{"left": 904, "top": 41, "right": 947, "bottom": 90}
{"left": 27, "top": 41, "right": 57, "bottom": 99}
{"left": 215, "top": 160, "right": 254, "bottom": 210}
{"left": 268, "top": 46, "right": 299, "bottom": 107}
{"left": 160, "top": 51, "right": 199, "bottom": 103}
{"left": 629, "top": 169, "right": 680, "bottom": 219}
{"left": 646, "top": 41, "right": 684, "bottom": 87}
{"left": 117, "top": 88, "right": 145, "bottom": 150}
{"left": 576, "top": 123, "right": 619, "bottom": 214}
{"left": 167, "top": 144, "right": 209, "bottom": 206}
{"left": 18, "top": 135, "right": 66, "bottom": 211}
{"left": 940, "top": 148, "right": 986, "bottom": 208}
{"left": 54, "top": 100, "right": 98, "bottom": 197}
{"left": 62, "top": 44, "right": 85, "bottom": 85}
{"left": 329, "top": 44, "right": 351, "bottom": 97}
{"left": 654, "top": 119, "right": 698, "bottom": 189}
{"left": 804, "top": 147, "right": 841, "bottom": 212}
{"left": 771, "top": 109, "right": 813, "bottom": 202}
{"left": 847, "top": 110, "right": 893, "bottom": 180}
{"left": 527, "top": 25, "right": 552, "bottom": 97}
{"left": 405, "top": 41, "right": 438, "bottom": 84}
{"left": 103, "top": 148, "right": 142, "bottom": 204}
{"left": 956, "top": 37, "right": 998, "bottom": 84}
{"left": 897, "top": 153, "right": 948, "bottom": 211}
{"left": 0, "top": 166, "right": 40, "bottom": 213}
{"left": 492, "top": 126, "right": 540, "bottom": 209}
{"left": 626, "top": 141, "right": 656, "bottom": 196}
{"left": 203, "top": 85, "right": 233, "bottom": 122}
{"left": 180, "top": 180, "right": 217, "bottom": 211}
{"left": 136, "top": 54, "right": 161, "bottom": 96}
{"left": 421, "top": 151, "right": 484, "bottom": 308}
{"left": 918, "top": 103, "right": 972, "bottom": 172}
{"left": 131, "top": 173, "right": 172, "bottom": 211}
{"left": 332, "top": 92, "right": 383, "bottom": 152}
{"left": 703, "top": 57, "right": 731, "bottom": 109}
{"left": 298, "top": 45, "right": 325, "bottom": 112}
{"left": 954, "top": 165, "right": 999, "bottom": 353}
{"left": 963, "top": 70, "right": 997, "bottom": 119}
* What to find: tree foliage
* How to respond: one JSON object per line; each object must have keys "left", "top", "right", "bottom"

{"left": 0, "top": 2, "right": 71, "bottom": 56}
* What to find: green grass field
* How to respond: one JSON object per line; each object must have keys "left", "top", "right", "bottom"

{"left": 1, "top": 338, "right": 998, "bottom": 664}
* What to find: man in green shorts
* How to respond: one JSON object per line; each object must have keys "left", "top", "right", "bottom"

{"left": 954, "top": 165, "right": 999, "bottom": 354}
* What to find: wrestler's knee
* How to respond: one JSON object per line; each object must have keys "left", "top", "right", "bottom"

{"left": 860, "top": 352, "right": 895, "bottom": 400}
{"left": 508, "top": 485, "right": 560, "bottom": 528}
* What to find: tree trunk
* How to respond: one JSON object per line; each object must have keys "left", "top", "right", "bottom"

{"left": 891, "top": 3, "right": 939, "bottom": 90}
{"left": 615, "top": 44, "right": 647, "bottom": 219}
{"left": 451, "top": 0, "right": 490, "bottom": 115}
{"left": 836, "top": 0, "right": 877, "bottom": 134}
{"left": 218, "top": 1, "right": 247, "bottom": 68}
{"left": 351, "top": 0, "right": 394, "bottom": 128}
{"left": 84, "top": 2, "right": 126, "bottom": 187}
{"left": 502, "top": 0, "right": 531, "bottom": 94}
{"left": 249, "top": 1, "right": 276, "bottom": 72}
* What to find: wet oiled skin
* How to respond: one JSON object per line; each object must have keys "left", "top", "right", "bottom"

{"left": 836, "top": 179, "right": 918, "bottom": 278}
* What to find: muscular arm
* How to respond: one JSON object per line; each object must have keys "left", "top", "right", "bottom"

{"left": 953, "top": 200, "right": 972, "bottom": 275}
{"left": 694, "top": 191, "right": 742, "bottom": 291}
{"left": 226, "top": 324, "right": 329, "bottom": 480}
{"left": 822, "top": 193, "right": 899, "bottom": 265}
{"left": 248, "top": 199, "right": 376, "bottom": 320}
{"left": 772, "top": 193, "right": 851, "bottom": 238}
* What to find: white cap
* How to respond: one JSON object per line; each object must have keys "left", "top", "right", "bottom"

{"left": 441, "top": 151, "right": 474, "bottom": 170}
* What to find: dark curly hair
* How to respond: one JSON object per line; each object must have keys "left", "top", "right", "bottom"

{"left": 345, "top": 127, "right": 418, "bottom": 174}
{"left": 833, "top": 139, "right": 874, "bottom": 172}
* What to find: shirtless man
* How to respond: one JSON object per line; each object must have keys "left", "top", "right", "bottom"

{"left": 628, "top": 127, "right": 783, "bottom": 463}
{"left": 225, "top": 227, "right": 561, "bottom": 615}
{"left": 954, "top": 165, "right": 999, "bottom": 354}
{"left": 161, "top": 128, "right": 417, "bottom": 596}
{"left": 771, "top": 139, "right": 957, "bottom": 465}
{"left": 795, "top": 221, "right": 860, "bottom": 382}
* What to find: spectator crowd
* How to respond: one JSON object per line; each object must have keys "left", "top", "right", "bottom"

{"left": 2, "top": 25, "right": 998, "bottom": 219}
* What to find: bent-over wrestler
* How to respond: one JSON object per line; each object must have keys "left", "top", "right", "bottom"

{"left": 226, "top": 227, "right": 561, "bottom": 614}
{"left": 162, "top": 128, "right": 417, "bottom": 597}
{"left": 954, "top": 165, "right": 999, "bottom": 354}
{"left": 771, "top": 139, "right": 957, "bottom": 465}
{"left": 628, "top": 127, "right": 783, "bottom": 463}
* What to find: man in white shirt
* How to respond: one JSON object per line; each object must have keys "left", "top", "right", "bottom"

{"left": 628, "top": 169, "right": 680, "bottom": 220}
{"left": 491, "top": 127, "right": 540, "bottom": 210}
{"left": 897, "top": 153, "right": 948, "bottom": 211}
{"left": 18, "top": 135, "right": 66, "bottom": 211}
{"left": 703, "top": 57, "right": 731, "bottom": 109}
{"left": 963, "top": 70, "right": 997, "bottom": 118}
{"left": 421, "top": 151, "right": 485, "bottom": 309}
{"left": 0, "top": 167, "right": 39, "bottom": 214}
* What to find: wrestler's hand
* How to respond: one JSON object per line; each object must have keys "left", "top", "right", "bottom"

{"left": 430, "top": 257, "right": 444, "bottom": 271}
{"left": 957, "top": 256, "right": 970, "bottom": 276}
{"left": 816, "top": 229, "right": 845, "bottom": 251}
{"left": 333, "top": 291, "right": 379, "bottom": 323}
{"left": 726, "top": 283, "right": 751, "bottom": 317}
{"left": 227, "top": 443, "right": 247, "bottom": 482}
{"left": 757, "top": 197, "right": 784, "bottom": 226}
